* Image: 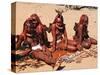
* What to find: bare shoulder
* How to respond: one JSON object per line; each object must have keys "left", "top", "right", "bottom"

{"left": 51, "top": 23, "right": 56, "bottom": 29}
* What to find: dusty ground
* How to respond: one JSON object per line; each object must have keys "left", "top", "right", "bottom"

{"left": 12, "top": 2, "right": 97, "bottom": 73}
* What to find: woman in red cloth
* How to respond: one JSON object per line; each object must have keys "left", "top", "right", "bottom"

{"left": 73, "top": 14, "right": 97, "bottom": 49}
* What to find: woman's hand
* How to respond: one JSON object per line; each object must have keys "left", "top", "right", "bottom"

{"left": 77, "top": 44, "right": 83, "bottom": 50}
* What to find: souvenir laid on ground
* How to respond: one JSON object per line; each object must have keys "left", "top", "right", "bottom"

{"left": 11, "top": 2, "right": 97, "bottom": 73}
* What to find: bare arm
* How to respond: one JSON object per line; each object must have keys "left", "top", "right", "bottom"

{"left": 78, "top": 24, "right": 83, "bottom": 45}
{"left": 16, "top": 34, "right": 24, "bottom": 49}
{"left": 16, "top": 22, "right": 28, "bottom": 49}
{"left": 64, "top": 28, "right": 68, "bottom": 48}
{"left": 51, "top": 24, "right": 56, "bottom": 51}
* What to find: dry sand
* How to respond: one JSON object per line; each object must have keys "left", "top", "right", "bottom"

{"left": 12, "top": 2, "right": 97, "bottom": 72}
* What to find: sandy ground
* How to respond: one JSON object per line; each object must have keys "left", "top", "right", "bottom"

{"left": 11, "top": 2, "right": 97, "bottom": 73}
{"left": 15, "top": 45, "right": 97, "bottom": 73}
